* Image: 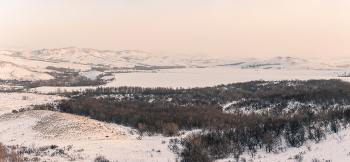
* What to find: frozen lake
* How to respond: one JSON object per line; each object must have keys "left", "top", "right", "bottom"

{"left": 106, "top": 67, "right": 343, "bottom": 88}
{"left": 35, "top": 67, "right": 349, "bottom": 93}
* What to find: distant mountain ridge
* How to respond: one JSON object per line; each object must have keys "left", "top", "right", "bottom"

{"left": 11, "top": 47, "right": 248, "bottom": 68}
{"left": 13, "top": 47, "right": 154, "bottom": 67}
{"left": 9, "top": 47, "right": 350, "bottom": 70}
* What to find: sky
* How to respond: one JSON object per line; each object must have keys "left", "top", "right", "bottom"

{"left": 1, "top": 0, "right": 350, "bottom": 59}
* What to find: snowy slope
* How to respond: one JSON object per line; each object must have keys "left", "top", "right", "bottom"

{"left": 0, "top": 110, "right": 127, "bottom": 142}
{"left": 0, "top": 61, "right": 53, "bottom": 81}
{"left": 0, "top": 110, "right": 180, "bottom": 162}
{"left": 0, "top": 92, "right": 179, "bottom": 161}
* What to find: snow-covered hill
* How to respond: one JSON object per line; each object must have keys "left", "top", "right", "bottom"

{"left": 0, "top": 109, "right": 179, "bottom": 161}
{"left": 0, "top": 110, "right": 127, "bottom": 142}
{"left": 0, "top": 61, "right": 53, "bottom": 81}
{"left": 240, "top": 57, "right": 309, "bottom": 69}
{"left": 10, "top": 47, "right": 350, "bottom": 70}
{"left": 12, "top": 47, "right": 183, "bottom": 68}
{"left": 10, "top": 47, "right": 252, "bottom": 68}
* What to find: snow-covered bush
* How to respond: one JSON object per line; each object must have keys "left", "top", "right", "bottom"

{"left": 94, "top": 155, "right": 110, "bottom": 162}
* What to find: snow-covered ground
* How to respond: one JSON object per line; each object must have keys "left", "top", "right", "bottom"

{"left": 79, "top": 70, "right": 103, "bottom": 80}
{"left": 0, "top": 92, "right": 65, "bottom": 115}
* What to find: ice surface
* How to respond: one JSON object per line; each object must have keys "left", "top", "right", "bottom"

{"left": 34, "top": 67, "right": 347, "bottom": 93}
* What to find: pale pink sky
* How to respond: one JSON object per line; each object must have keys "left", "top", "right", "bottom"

{"left": 1, "top": 0, "right": 350, "bottom": 59}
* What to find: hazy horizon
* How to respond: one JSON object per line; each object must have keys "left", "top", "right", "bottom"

{"left": 1, "top": 0, "right": 350, "bottom": 59}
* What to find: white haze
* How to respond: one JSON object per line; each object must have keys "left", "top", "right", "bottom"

{"left": 1, "top": 0, "right": 350, "bottom": 59}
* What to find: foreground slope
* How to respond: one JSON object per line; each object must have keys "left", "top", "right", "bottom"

{"left": 0, "top": 110, "right": 127, "bottom": 143}
{"left": 0, "top": 110, "right": 178, "bottom": 161}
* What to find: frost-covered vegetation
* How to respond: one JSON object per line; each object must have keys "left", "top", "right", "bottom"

{"left": 29, "top": 79, "right": 350, "bottom": 161}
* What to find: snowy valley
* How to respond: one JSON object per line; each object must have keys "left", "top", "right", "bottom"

{"left": 1, "top": 48, "right": 350, "bottom": 162}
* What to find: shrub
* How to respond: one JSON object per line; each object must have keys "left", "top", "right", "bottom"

{"left": 94, "top": 155, "right": 110, "bottom": 162}
{"left": 9, "top": 148, "right": 23, "bottom": 162}
{"left": 0, "top": 142, "right": 8, "bottom": 162}
{"left": 180, "top": 133, "right": 213, "bottom": 162}
{"left": 310, "top": 126, "right": 325, "bottom": 143}
{"left": 163, "top": 123, "right": 179, "bottom": 137}
{"left": 293, "top": 153, "right": 304, "bottom": 162}
{"left": 50, "top": 145, "right": 58, "bottom": 149}
{"left": 263, "top": 133, "right": 275, "bottom": 153}
{"left": 312, "top": 158, "right": 321, "bottom": 162}
{"left": 330, "top": 121, "right": 340, "bottom": 133}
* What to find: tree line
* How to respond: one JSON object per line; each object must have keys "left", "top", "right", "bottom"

{"left": 58, "top": 79, "right": 350, "bottom": 113}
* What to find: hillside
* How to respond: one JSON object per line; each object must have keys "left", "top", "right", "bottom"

{"left": 0, "top": 110, "right": 178, "bottom": 161}
{"left": 0, "top": 61, "right": 53, "bottom": 81}
{"left": 0, "top": 110, "right": 127, "bottom": 143}
{"left": 240, "top": 57, "right": 309, "bottom": 69}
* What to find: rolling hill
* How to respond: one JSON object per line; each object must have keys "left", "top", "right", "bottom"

{"left": 0, "top": 61, "right": 53, "bottom": 81}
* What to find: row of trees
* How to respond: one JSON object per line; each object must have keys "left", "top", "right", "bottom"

{"left": 56, "top": 79, "right": 350, "bottom": 114}
{"left": 25, "top": 75, "right": 106, "bottom": 88}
